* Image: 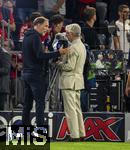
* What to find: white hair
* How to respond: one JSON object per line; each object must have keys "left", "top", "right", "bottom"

{"left": 66, "top": 23, "right": 81, "bottom": 36}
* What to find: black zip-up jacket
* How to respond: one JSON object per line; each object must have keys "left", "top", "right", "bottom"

{"left": 22, "top": 29, "right": 60, "bottom": 74}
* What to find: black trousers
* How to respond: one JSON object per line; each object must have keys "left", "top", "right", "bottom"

{"left": 22, "top": 73, "right": 47, "bottom": 126}
{"left": 0, "top": 93, "right": 7, "bottom": 110}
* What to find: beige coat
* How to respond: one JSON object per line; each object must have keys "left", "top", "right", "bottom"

{"left": 58, "top": 38, "right": 86, "bottom": 90}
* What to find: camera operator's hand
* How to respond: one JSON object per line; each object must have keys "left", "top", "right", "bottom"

{"left": 58, "top": 47, "right": 69, "bottom": 55}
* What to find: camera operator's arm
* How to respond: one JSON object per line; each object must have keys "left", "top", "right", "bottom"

{"left": 57, "top": 47, "right": 78, "bottom": 71}
{"left": 125, "top": 73, "right": 130, "bottom": 96}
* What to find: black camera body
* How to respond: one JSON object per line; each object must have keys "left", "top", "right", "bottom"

{"left": 56, "top": 39, "right": 69, "bottom": 49}
{"left": 52, "top": 32, "right": 69, "bottom": 51}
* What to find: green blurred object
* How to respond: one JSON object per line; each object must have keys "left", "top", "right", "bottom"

{"left": 115, "top": 62, "right": 122, "bottom": 69}
{"left": 87, "top": 63, "right": 96, "bottom": 80}
{"left": 90, "top": 63, "right": 96, "bottom": 69}
{"left": 87, "top": 70, "right": 95, "bottom": 80}
{"left": 104, "top": 62, "right": 111, "bottom": 69}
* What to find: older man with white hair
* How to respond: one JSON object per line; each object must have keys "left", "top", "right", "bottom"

{"left": 58, "top": 23, "right": 86, "bottom": 141}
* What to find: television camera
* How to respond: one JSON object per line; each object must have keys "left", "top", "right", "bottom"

{"left": 52, "top": 32, "right": 69, "bottom": 51}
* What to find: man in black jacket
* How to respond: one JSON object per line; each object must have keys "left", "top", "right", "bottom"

{"left": 81, "top": 7, "right": 101, "bottom": 50}
{"left": 22, "top": 16, "right": 68, "bottom": 126}
{"left": 0, "top": 46, "right": 11, "bottom": 110}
